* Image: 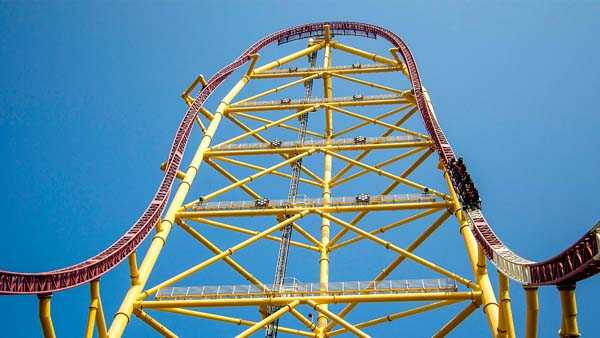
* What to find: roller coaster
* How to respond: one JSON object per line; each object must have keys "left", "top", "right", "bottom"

{"left": 1, "top": 22, "right": 598, "bottom": 337}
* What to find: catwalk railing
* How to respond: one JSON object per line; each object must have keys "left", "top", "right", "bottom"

{"left": 155, "top": 278, "right": 458, "bottom": 300}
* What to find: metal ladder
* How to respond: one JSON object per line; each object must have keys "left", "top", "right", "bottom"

{"left": 265, "top": 49, "right": 317, "bottom": 338}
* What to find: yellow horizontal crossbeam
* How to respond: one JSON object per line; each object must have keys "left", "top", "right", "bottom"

{"left": 206, "top": 141, "right": 431, "bottom": 157}
{"left": 250, "top": 64, "right": 403, "bottom": 79}
{"left": 139, "top": 291, "right": 480, "bottom": 308}
{"left": 225, "top": 97, "right": 408, "bottom": 113}
{"left": 178, "top": 201, "right": 450, "bottom": 218}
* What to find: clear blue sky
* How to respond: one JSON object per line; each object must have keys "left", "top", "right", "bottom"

{"left": 1, "top": 1, "right": 599, "bottom": 337}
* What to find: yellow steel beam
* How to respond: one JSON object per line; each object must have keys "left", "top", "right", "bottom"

{"left": 318, "top": 211, "right": 476, "bottom": 289}
{"left": 322, "top": 149, "right": 448, "bottom": 199}
{"left": 187, "top": 149, "right": 315, "bottom": 206}
{"left": 329, "top": 71, "right": 408, "bottom": 95}
{"left": 38, "top": 294, "right": 56, "bottom": 338}
{"left": 330, "top": 146, "right": 429, "bottom": 188}
{"left": 133, "top": 308, "right": 178, "bottom": 338}
{"left": 176, "top": 220, "right": 270, "bottom": 291}
{"left": 84, "top": 299, "right": 99, "bottom": 338}
{"left": 217, "top": 106, "right": 318, "bottom": 147}
{"left": 128, "top": 252, "right": 140, "bottom": 286}
{"left": 142, "top": 211, "right": 308, "bottom": 297}
{"left": 90, "top": 280, "right": 107, "bottom": 338}
{"left": 332, "top": 104, "right": 416, "bottom": 139}
{"left": 207, "top": 141, "right": 431, "bottom": 157}
{"left": 233, "top": 73, "right": 322, "bottom": 105}
{"left": 292, "top": 222, "right": 322, "bottom": 248}
{"left": 108, "top": 66, "right": 251, "bottom": 338}
{"left": 224, "top": 114, "right": 324, "bottom": 184}
{"left": 141, "top": 291, "right": 480, "bottom": 309}
{"left": 245, "top": 53, "right": 260, "bottom": 76}
{"left": 444, "top": 170, "right": 500, "bottom": 335}
{"left": 204, "top": 158, "right": 262, "bottom": 200}
{"left": 235, "top": 111, "right": 325, "bottom": 139}
{"left": 251, "top": 64, "right": 403, "bottom": 79}
{"left": 235, "top": 300, "right": 300, "bottom": 338}
{"left": 179, "top": 201, "right": 450, "bottom": 218}
{"left": 307, "top": 299, "right": 371, "bottom": 338}
{"left": 330, "top": 41, "right": 398, "bottom": 66}
{"left": 181, "top": 74, "right": 207, "bottom": 106}
{"left": 330, "top": 208, "right": 446, "bottom": 251}
{"left": 431, "top": 301, "right": 479, "bottom": 338}
{"left": 212, "top": 156, "right": 321, "bottom": 187}
{"left": 316, "top": 32, "right": 334, "bottom": 337}
{"left": 253, "top": 41, "right": 325, "bottom": 74}
{"left": 558, "top": 284, "right": 580, "bottom": 338}
{"left": 289, "top": 307, "right": 317, "bottom": 332}
{"left": 325, "top": 104, "right": 429, "bottom": 139}
{"left": 328, "top": 300, "right": 460, "bottom": 336}
{"left": 225, "top": 96, "right": 407, "bottom": 113}
{"left": 498, "top": 272, "right": 516, "bottom": 338}
{"left": 324, "top": 209, "right": 454, "bottom": 332}
{"left": 155, "top": 308, "right": 314, "bottom": 337}
{"left": 330, "top": 105, "right": 419, "bottom": 183}
{"left": 190, "top": 217, "right": 319, "bottom": 252}
{"left": 524, "top": 286, "right": 539, "bottom": 338}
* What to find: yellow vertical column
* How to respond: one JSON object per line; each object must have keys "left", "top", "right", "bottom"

{"left": 498, "top": 272, "right": 516, "bottom": 338}
{"left": 316, "top": 24, "right": 333, "bottom": 338}
{"left": 558, "top": 284, "right": 580, "bottom": 338}
{"left": 444, "top": 171, "right": 500, "bottom": 336}
{"left": 108, "top": 76, "right": 250, "bottom": 338}
{"left": 38, "top": 294, "right": 56, "bottom": 338}
{"left": 524, "top": 286, "right": 539, "bottom": 338}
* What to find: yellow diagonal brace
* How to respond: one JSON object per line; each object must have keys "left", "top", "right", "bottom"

{"left": 292, "top": 222, "right": 322, "bottom": 248}
{"left": 213, "top": 156, "right": 321, "bottom": 187}
{"left": 331, "top": 146, "right": 428, "bottom": 188}
{"left": 233, "top": 73, "right": 321, "bottom": 105}
{"left": 225, "top": 114, "right": 324, "bottom": 184}
{"left": 328, "top": 300, "right": 460, "bottom": 336}
{"left": 326, "top": 104, "right": 429, "bottom": 139}
{"left": 134, "top": 308, "right": 178, "bottom": 338}
{"left": 325, "top": 210, "right": 452, "bottom": 331}
{"left": 191, "top": 217, "right": 318, "bottom": 252}
{"left": 331, "top": 41, "right": 397, "bottom": 66}
{"left": 289, "top": 308, "right": 317, "bottom": 332}
{"left": 142, "top": 211, "right": 308, "bottom": 297}
{"left": 205, "top": 158, "right": 261, "bottom": 199}
{"left": 332, "top": 105, "right": 415, "bottom": 138}
{"left": 184, "top": 149, "right": 315, "bottom": 207}
{"left": 331, "top": 106, "right": 419, "bottom": 180}
{"left": 330, "top": 208, "right": 444, "bottom": 251}
{"left": 329, "top": 72, "right": 408, "bottom": 95}
{"left": 253, "top": 41, "right": 325, "bottom": 74}
{"left": 431, "top": 301, "right": 479, "bottom": 338}
{"left": 235, "top": 300, "right": 299, "bottom": 338}
{"left": 176, "top": 220, "right": 270, "bottom": 291}
{"left": 323, "top": 149, "right": 447, "bottom": 199}
{"left": 155, "top": 308, "right": 313, "bottom": 337}
{"left": 317, "top": 211, "right": 477, "bottom": 290}
{"left": 306, "top": 299, "right": 370, "bottom": 338}
{"left": 236, "top": 111, "right": 325, "bottom": 139}
{"left": 216, "top": 105, "right": 318, "bottom": 147}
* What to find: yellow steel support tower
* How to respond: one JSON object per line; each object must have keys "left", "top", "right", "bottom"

{"left": 98, "top": 23, "right": 510, "bottom": 337}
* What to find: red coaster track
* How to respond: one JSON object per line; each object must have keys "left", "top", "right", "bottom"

{"left": 1, "top": 22, "right": 597, "bottom": 295}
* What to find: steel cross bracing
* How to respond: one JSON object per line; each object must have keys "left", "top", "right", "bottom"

{"left": 265, "top": 48, "right": 318, "bottom": 338}
{"left": 2, "top": 22, "right": 597, "bottom": 338}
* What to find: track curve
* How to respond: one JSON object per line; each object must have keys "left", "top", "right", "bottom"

{"left": 1, "top": 22, "right": 598, "bottom": 295}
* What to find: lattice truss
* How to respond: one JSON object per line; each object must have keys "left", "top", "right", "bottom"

{"left": 124, "top": 26, "right": 498, "bottom": 338}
